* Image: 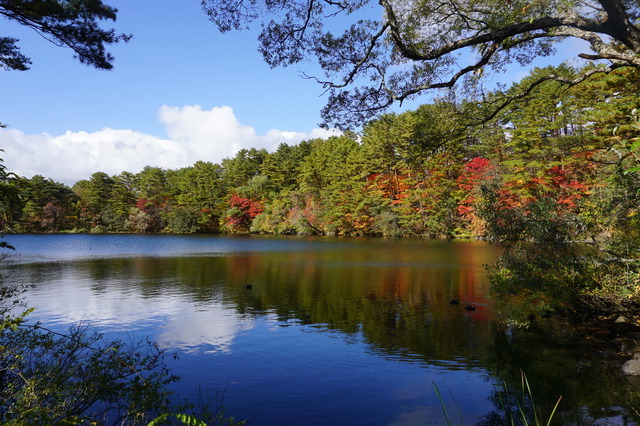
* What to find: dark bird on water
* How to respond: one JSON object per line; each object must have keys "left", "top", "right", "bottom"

{"left": 449, "top": 299, "right": 460, "bottom": 305}
{"left": 243, "top": 284, "right": 252, "bottom": 290}
{"left": 465, "top": 304, "right": 476, "bottom": 311}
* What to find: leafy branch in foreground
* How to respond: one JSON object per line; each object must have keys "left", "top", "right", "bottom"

{"left": 475, "top": 100, "right": 640, "bottom": 324}
{"left": 0, "top": 0, "right": 131, "bottom": 71}
{"left": 0, "top": 322, "right": 178, "bottom": 424}
{"left": 0, "top": 234, "right": 239, "bottom": 424}
{"left": 0, "top": 238, "right": 176, "bottom": 423}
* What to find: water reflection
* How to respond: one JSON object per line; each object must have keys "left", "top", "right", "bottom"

{"left": 158, "top": 301, "right": 255, "bottom": 354}
{"left": 14, "top": 242, "right": 496, "bottom": 362}
{"left": 3, "top": 235, "right": 640, "bottom": 424}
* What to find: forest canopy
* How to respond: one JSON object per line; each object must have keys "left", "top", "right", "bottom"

{"left": 6, "top": 2, "right": 639, "bottom": 422}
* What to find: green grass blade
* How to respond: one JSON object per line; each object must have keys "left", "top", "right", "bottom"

{"left": 433, "top": 381, "right": 453, "bottom": 426}
{"left": 545, "top": 396, "right": 562, "bottom": 426}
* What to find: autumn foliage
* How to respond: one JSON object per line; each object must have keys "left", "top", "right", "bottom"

{"left": 224, "top": 194, "right": 264, "bottom": 233}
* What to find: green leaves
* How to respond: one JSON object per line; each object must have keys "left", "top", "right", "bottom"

{"left": 0, "top": 324, "right": 179, "bottom": 424}
{"left": 0, "top": 308, "right": 33, "bottom": 333}
{"left": 148, "top": 411, "right": 246, "bottom": 425}
{"left": 0, "top": 0, "right": 131, "bottom": 70}
{"left": 620, "top": 109, "right": 640, "bottom": 175}
{"left": 206, "top": 0, "right": 640, "bottom": 128}
{"left": 0, "top": 37, "right": 31, "bottom": 71}
{"left": 149, "top": 412, "right": 208, "bottom": 426}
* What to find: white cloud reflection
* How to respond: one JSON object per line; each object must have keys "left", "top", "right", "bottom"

{"left": 25, "top": 277, "right": 254, "bottom": 354}
{"left": 157, "top": 302, "right": 255, "bottom": 354}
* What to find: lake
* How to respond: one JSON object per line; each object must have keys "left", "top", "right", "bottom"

{"left": 2, "top": 234, "right": 639, "bottom": 425}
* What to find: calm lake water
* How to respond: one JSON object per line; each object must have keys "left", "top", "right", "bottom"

{"left": 2, "top": 234, "right": 639, "bottom": 425}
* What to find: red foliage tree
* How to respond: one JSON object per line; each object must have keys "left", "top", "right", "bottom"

{"left": 225, "top": 194, "right": 264, "bottom": 233}
{"left": 457, "top": 157, "right": 496, "bottom": 223}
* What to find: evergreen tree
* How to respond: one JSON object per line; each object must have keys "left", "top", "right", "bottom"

{"left": 0, "top": 0, "right": 131, "bottom": 71}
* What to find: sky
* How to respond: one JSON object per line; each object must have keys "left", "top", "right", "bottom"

{"left": 0, "top": 0, "right": 341, "bottom": 185}
{"left": 0, "top": 1, "right": 590, "bottom": 186}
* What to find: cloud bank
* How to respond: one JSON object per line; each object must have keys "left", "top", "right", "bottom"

{"left": 0, "top": 105, "right": 337, "bottom": 185}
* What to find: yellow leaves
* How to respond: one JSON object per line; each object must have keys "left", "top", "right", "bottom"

{"left": 149, "top": 413, "right": 209, "bottom": 426}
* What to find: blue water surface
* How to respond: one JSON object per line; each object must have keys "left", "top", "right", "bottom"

{"left": 2, "top": 234, "right": 638, "bottom": 425}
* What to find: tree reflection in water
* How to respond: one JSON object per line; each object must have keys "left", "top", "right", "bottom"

{"left": 6, "top": 235, "right": 640, "bottom": 424}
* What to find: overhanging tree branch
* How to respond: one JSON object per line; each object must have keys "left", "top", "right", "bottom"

{"left": 471, "top": 65, "right": 621, "bottom": 125}
{"left": 0, "top": 0, "right": 131, "bottom": 70}
{"left": 203, "top": 0, "right": 640, "bottom": 128}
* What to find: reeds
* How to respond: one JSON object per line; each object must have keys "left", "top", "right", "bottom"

{"left": 434, "top": 370, "right": 562, "bottom": 425}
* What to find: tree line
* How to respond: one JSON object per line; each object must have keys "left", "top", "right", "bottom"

{"left": 0, "top": 64, "right": 637, "bottom": 239}
{"left": 4, "top": 61, "right": 638, "bottom": 324}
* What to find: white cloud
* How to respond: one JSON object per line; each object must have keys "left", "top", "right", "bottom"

{"left": 0, "top": 105, "right": 338, "bottom": 185}
{"left": 158, "top": 105, "right": 257, "bottom": 159}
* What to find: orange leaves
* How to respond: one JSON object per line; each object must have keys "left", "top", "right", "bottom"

{"left": 456, "top": 156, "right": 593, "bottom": 238}
{"left": 366, "top": 172, "right": 411, "bottom": 205}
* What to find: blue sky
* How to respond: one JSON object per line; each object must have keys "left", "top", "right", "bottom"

{"left": 0, "top": 1, "right": 589, "bottom": 185}
{"left": 0, "top": 0, "right": 340, "bottom": 184}
{"left": 1, "top": 0, "right": 333, "bottom": 135}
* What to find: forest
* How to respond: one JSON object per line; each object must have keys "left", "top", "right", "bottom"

{"left": 1, "top": 63, "right": 640, "bottom": 322}
{"left": 2, "top": 0, "right": 640, "bottom": 423}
